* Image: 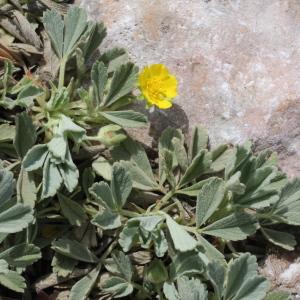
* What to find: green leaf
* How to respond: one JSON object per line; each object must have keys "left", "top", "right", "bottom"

{"left": 0, "top": 259, "right": 8, "bottom": 274}
{"left": 145, "top": 259, "right": 168, "bottom": 284}
{"left": 103, "top": 62, "right": 138, "bottom": 107}
{"left": 225, "top": 253, "right": 268, "bottom": 300}
{"left": 196, "top": 178, "right": 225, "bottom": 227}
{"left": 14, "top": 112, "right": 37, "bottom": 158}
{"left": 0, "top": 271, "right": 26, "bottom": 293}
{"left": 264, "top": 291, "right": 291, "bottom": 300}
{"left": 52, "top": 238, "right": 98, "bottom": 263}
{"left": 43, "top": 7, "right": 87, "bottom": 59}
{"left": 225, "top": 172, "right": 246, "bottom": 195}
{"left": 177, "top": 276, "right": 208, "bottom": 300}
{"left": 118, "top": 222, "right": 139, "bottom": 252}
{"left": 92, "top": 208, "right": 121, "bottom": 230}
{"left": 189, "top": 125, "right": 208, "bottom": 160}
{"left": 112, "top": 137, "right": 155, "bottom": 181}
{"left": 165, "top": 215, "right": 198, "bottom": 252}
{"left": 70, "top": 264, "right": 101, "bottom": 300}
{"left": 0, "top": 124, "right": 15, "bottom": 142}
{"left": 58, "top": 193, "right": 87, "bottom": 226}
{"left": 210, "top": 145, "right": 233, "bottom": 173}
{"left": 0, "top": 204, "right": 33, "bottom": 234}
{"left": 170, "top": 251, "right": 204, "bottom": 279}
{"left": 17, "top": 85, "right": 44, "bottom": 107}
{"left": 43, "top": 9, "right": 64, "bottom": 57}
{"left": 179, "top": 150, "right": 211, "bottom": 187}
{"left": 52, "top": 253, "right": 77, "bottom": 278}
{"left": 91, "top": 60, "right": 107, "bottom": 105}
{"left": 0, "top": 243, "right": 41, "bottom": 268}
{"left": 100, "top": 48, "right": 128, "bottom": 73}
{"left": 111, "top": 251, "right": 133, "bottom": 282}
{"left": 101, "top": 276, "right": 134, "bottom": 298}
{"left": 111, "top": 162, "right": 132, "bottom": 209}
{"left": 261, "top": 228, "right": 296, "bottom": 251}
{"left": 202, "top": 212, "right": 258, "bottom": 241}
{"left": 90, "top": 181, "right": 115, "bottom": 210}
{"left": 273, "top": 179, "right": 300, "bottom": 225}
{"left": 0, "top": 168, "right": 15, "bottom": 210}
{"left": 176, "top": 177, "right": 217, "bottom": 197}
{"left": 100, "top": 110, "right": 148, "bottom": 128}
{"left": 42, "top": 156, "right": 63, "bottom": 199}
{"left": 207, "top": 260, "right": 225, "bottom": 300}
{"left": 92, "top": 157, "right": 112, "bottom": 181}
{"left": 63, "top": 7, "right": 87, "bottom": 56}
{"left": 17, "top": 167, "right": 37, "bottom": 208}
{"left": 23, "top": 144, "right": 48, "bottom": 172}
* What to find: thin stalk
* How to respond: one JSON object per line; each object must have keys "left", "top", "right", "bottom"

{"left": 155, "top": 190, "right": 174, "bottom": 211}
{"left": 121, "top": 209, "right": 140, "bottom": 218}
{"left": 58, "top": 58, "right": 67, "bottom": 89}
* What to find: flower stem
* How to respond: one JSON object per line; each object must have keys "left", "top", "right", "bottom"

{"left": 58, "top": 58, "right": 67, "bottom": 89}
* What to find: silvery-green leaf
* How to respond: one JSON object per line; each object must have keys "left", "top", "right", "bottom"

{"left": 17, "top": 85, "right": 44, "bottom": 107}
{"left": 196, "top": 234, "right": 225, "bottom": 265}
{"left": 52, "top": 253, "right": 77, "bottom": 278}
{"left": 23, "top": 144, "right": 48, "bottom": 172}
{"left": 0, "top": 243, "right": 41, "bottom": 268}
{"left": 273, "top": 178, "right": 300, "bottom": 225}
{"left": 0, "top": 270, "right": 26, "bottom": 293}
{"left": 163, "top": 281, "right": 180, "bottom": 300}
{"left": 111, "top": 251, "right": 133, "bottom": 282}
{"left": 43, "top": 10, "right": 64, "bottom": 58}
{"left": 112, "top": 137, "right": 154, "bottom": 181}
{"left": 57, "top": 115, "right": 86, "bottom": 143}
{"left": 52, "top": 238, "right": 98, "bottom": 263}
{"left": 261, "top": 228, "right": 296, "bottom": 251}
{"left": 178, "top": 150, "right": 211, "bottom": 188}
{"left": 207, "top": 260, "right": 225, "bottom": 300}
{"left": 100, "top": 48, "right": 128, "bottom": 73}
{"left": 264, "top": 291, "right": 291, "bottom": 300}
{"left": 92, "top": 208, "right": 121, "bottom": 230}
{"left": 170, "top": 251, "right": 204, "bottom": 279}
{"left": 172, "top": 137, "right": 188, "bottom": 171}
{"left": 103, "top": 62, "right": 138, "bottom": 107}
{"left": 118, "top": 223, "right": 139, "bottom": 252}
{"left": 0, "top": 204, "right": 33, "bottom": 234}
{"left": 119, "top": 161, "right": 158, "bottom": 191}
{"left": 0, "top": 168, "right": 15, "bottom": 210}
{"left": 92, "top": 157, "right": 112, "bottom": 181}
{"left": 58, "top": 193, "right": 87, "bottom": 226}
{"left": 202, "top": 212, "right": 258, "bottom": 241}
{"left": 153, "top": 229, "right": 168, "bottom": 257}
{"left": 189, "top": 125, "right": 208, "bottom": 160}
{"left": 59, "top": 162, "right": 79, "bottom": 193}
{"left": 42, "top": 157, "right": 63, "bottom": 199}
{"left": 102, "top": 276, "right": 133, "bottom": 298}
{"left": 17, "top": 167, "right": 36, "bottom": 208}
{"left": 210, "top": 145, "right": 233, "bottom": 173}
{"left": 91, "top": 60, "right": 107, "bottom": 105}
{"left": 177, "top": 276, "right": 208, "bottom": 300}
{"left": 225, "top": 172, "right": 246, "bottom": 195}
{"left": 111, "top": 162, "right": 132, "bottom": 209}
{"left": 63, "top": 7, "right": 87, "bottom": 56}
{"left": 89, "top": 181, "right": 115, "bottom": 210}
{"left": 100, "top": 110, "right": 148, "bottom": 128}
{"left": 0, "top": 124, "right": 15, "bottom": 142}
{"left": 224, "top": 253, "right": 268, "bottom": 300}
{"left": 196, "top": 178, "right": 225, "bottom": 227}
{"left": 145, "top": 259, "right": 168, "bottom": 284}
{"left": 176, "top": 177, "right": 217, "bottom": 197}
{"left": 133, "top": 215, "right": 164, "bottom": 231}
{"left": 165, "top": 215, "right": 198, "bottom": 252}
{"left": 0, "top": 259, "right": 8, "bottom": 274}
{"left": 69, "top": 264, "right": 101, "bottom": 300}
{"left": 14, "top": 112, "right": 37, "bottom": 158}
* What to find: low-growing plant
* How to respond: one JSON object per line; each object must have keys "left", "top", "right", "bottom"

{"left": 0, "top": 3, "right": 299, "bottom": 300}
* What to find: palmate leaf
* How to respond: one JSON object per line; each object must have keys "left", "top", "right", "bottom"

{"left": 52, "top": 253, "right": 77, "bottom": 278}
{"left": 101, "top": 276, "right": 134, "bottom": 299}
{"left": 100, "top": 110, "right": 148, "bottom": 128}
{"left": 70, "top": 264, "right": 102, "bottom": 300}
{"left": 91, "top": 61, "right": 107, "bottom": 106}
{"left": 102, "top": 62, "right": 138, "bottom": 107}
{"left": 202, "top": 212, "right": 258, "bottom": 241}
{"left": 196, "top": 178, "right": 226, "bottom": 227}
{"left": 188, "top": 125, "right": 208, "bottom": 161}
{"left": 224, "top": 253, "right": 269, "bottom": 300}
{"left": 52, "top": 238, "right": 98, "bottom": 263}
{"left": 0, "top": 243, "right": 41, "bottom": 268}
{"left": 261, "top": 228, "right": 296, "bottom": 251}
{"left": 207, "top": 261, "right": 225, "bottom": 300}
{"left": 43, "top": 7, "right": 87, "bottom": 59}
{"left": 92, "top": 208, "right": 121, "bottom": 230}
{"left": 0, "top": 271, "right": 26, "bottom": 293}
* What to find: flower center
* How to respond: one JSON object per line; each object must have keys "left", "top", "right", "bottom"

{"left": 147, "top": 78, "right": 164, "bottom": 100}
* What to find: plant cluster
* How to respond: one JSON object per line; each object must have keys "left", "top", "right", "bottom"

{"left": 0, "top": 3, "right": 299, "bottom": 300}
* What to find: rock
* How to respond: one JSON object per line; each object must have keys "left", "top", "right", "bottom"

{"left": 76, "top": 0, "right": 300, "bottom": 176}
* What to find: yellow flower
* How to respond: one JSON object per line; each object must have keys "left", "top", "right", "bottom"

{"left": 138, "top": 64, "right": 178, "bottom": 109}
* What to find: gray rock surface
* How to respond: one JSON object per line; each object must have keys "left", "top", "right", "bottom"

{"left": 77, "top": 0, "right": 300, "bottom": 176}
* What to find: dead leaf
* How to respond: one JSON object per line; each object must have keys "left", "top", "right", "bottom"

{"left": 37, "top": 0, "right": 70, "bottom": 15}
{"left": 0, "top": 40, "right": 23, "bottom": 65}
